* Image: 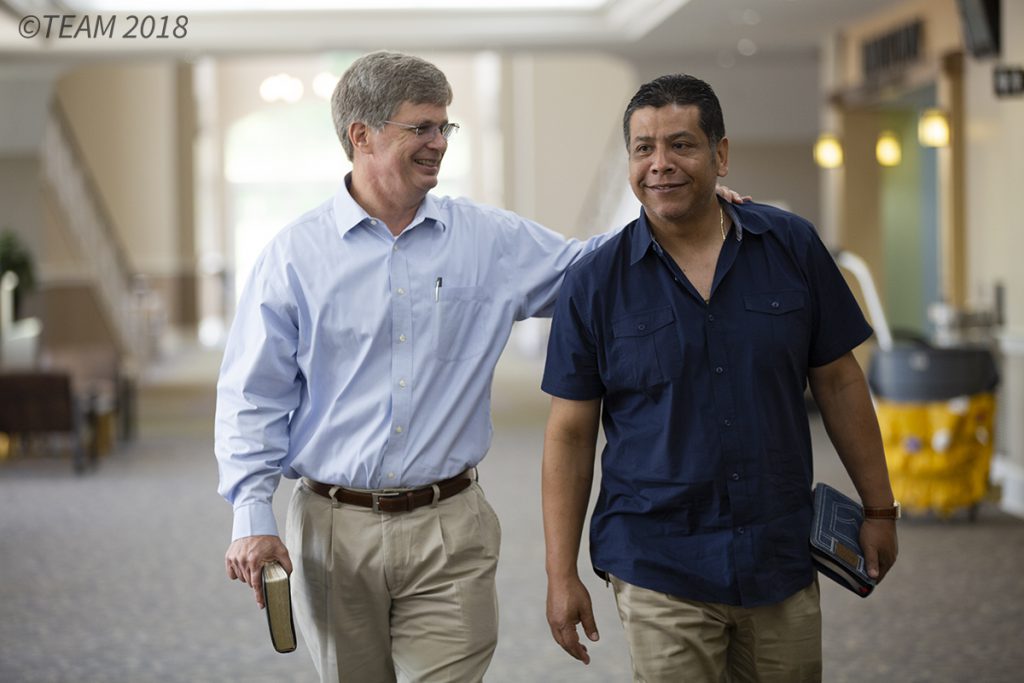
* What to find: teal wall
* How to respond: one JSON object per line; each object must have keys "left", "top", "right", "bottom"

{"left": 879, "top": 103, "right": 941, "bottom": 340}
{"left": 881, "top": 111, "right": 925, "bottom": 337}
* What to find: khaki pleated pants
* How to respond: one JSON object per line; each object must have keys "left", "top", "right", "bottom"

{"left": 286, "top": 479, "right": 501, "bottom": 683}
{"left": 610, "top": 575, "right": 822, "bottom": 683}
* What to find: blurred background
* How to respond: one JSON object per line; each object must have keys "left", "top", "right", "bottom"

{"left": 1, "top": 1, "right": 1023, "bottom": 681}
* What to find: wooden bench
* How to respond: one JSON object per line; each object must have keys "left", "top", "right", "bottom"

{"left": 0, "top": 372, "right": 98, "bottom": 473}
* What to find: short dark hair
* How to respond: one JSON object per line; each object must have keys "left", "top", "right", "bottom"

{"left": 622, "top": 74, "right": 725, "bottom": 149}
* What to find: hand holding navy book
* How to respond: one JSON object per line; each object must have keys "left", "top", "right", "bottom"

{"left": 809, "top": 483, "right": 877, "bottom": 597}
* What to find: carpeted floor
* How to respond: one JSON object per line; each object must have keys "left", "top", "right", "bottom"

{"left": 1, "top": 349, "right": 1023, "bottom": 682}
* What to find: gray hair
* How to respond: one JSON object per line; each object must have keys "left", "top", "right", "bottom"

{"left": 332, "top": 50, "right": 453, "bottom": 160}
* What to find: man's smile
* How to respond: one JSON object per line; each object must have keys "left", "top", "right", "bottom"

{"left": 644, "top": 181, "right": 686, "bottom": 192}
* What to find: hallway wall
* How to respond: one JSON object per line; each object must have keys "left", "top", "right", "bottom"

{"left": 501, "top": 51, "right": 637, "bottom": 236}
{"left": 963, "top": 0, "right": 1024, "bottom": 335}
{"left": 55, "top": 61, "right": 195, "bottom": 331}
{"left": 56, "top": 63, "right": 179, "bottom": 276}
{"left": 0, "top": 65, "right": 60, "bottom": 273}
{"left": 0, "top": 156, "right": 43, "bottom": 262}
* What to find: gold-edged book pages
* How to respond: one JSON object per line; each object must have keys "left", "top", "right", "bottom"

{"left": 261, "top": 562, "right": 297, "bottom": 653}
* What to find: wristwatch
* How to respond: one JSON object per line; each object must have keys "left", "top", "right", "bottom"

{"left": 863, "top": 501, "right": 901, "bottom": 520}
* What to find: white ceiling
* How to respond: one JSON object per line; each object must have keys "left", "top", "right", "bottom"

{"left": 0, "top": 0, "right": 902, "bottom": 60}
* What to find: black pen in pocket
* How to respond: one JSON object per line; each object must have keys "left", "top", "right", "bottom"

{"left": 434, "top": 277, "right": 443, "bottom": 302}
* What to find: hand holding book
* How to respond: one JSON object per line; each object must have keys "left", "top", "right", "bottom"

{"left": 224, "top": 534, "right": 292, "bottom": 608}
{"left": 810, "top": 483, "right": 882, "bottom": 597}
{"left": 859, "top": 511, "right": 899, "bottom": 583}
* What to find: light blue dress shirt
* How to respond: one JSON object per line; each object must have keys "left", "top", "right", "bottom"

{"left": 215, "top": 179, "right": 611, "bottom": 540}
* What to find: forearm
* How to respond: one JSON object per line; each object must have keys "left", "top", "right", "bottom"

{"left": 542, "top": 399, "right": 600, "bottom": 581}
{"left": 811, "top": 353, "right": 898, "bottom": 580}
{"left": 810, "top": 354, "right": 893, "bottom": 507}
{"left": 216, "top": 378, "right": 296, "bottom": 540}
{"left": 215, "top": 406, "right": 291, "bottom": 538}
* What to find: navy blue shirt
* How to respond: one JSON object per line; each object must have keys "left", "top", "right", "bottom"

{"left": 542, "top": 201, "right": 872, "bottom": 607}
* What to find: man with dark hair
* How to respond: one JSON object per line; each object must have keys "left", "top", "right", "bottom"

{"left": 216, "top": 53, "right": 746, "bottom": 682}
{"left": 541, "top": 74, "right": 898, "bottom": 682}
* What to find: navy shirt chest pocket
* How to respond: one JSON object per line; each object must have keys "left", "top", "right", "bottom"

{"left": 742, "top": 290, "right": 809, "bottom": 367}
{"left": 607, "top": 306, "right": 684, "bottom": 390}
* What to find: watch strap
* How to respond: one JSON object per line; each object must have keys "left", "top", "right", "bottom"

{"left": 863, "top": 501, "right": 901, "bottom": 520}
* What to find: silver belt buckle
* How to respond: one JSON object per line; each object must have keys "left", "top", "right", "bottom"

{"left": 371, "top": 490, "right": 403, "bottom": 513}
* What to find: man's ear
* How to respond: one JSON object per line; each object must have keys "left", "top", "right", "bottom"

{"left": 715, "top": 136, "right": 729, "bottom": 178}
{"left": 349, "top": 122, "right": 371, "bottom": 154}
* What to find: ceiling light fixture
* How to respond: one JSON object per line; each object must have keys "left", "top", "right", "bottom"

{"left": 813, "top": 133, "right": 843, "bottom": 169}
{"left": 737, "top": 38, "right": 758, "bottom": 56}
{"left": 876, "top": 130, "right": 901, "bottom": 167}
{"left": 312, "top": 72, "right": 339, "bottom": 100}
{"left": 918, "top": 108, "right": 950, "bottom": 147}
{"left": 260, "top": 73, "right": 304, "bottom": 103}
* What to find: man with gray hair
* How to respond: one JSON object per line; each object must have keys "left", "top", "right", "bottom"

{"left": 216, "top": 51, "right": 743, "bottom": 682}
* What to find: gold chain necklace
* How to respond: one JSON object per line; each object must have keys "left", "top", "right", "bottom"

{"left": 719, "top": 205, "right": 726, "bottom": 241}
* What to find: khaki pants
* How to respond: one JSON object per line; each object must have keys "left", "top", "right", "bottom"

{"left": 610, "top": 575, "right": 822, "bottom": 683}
{"left": 286, "top": 479, "right": 501, "bottom": 683}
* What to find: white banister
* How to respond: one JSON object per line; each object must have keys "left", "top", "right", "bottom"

{"left": 40, "top": 106, "right": 155, "bottom": 364}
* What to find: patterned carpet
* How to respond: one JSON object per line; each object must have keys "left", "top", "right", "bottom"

{"left": 1, "top": 351, "right": 1023, "bottom": 682}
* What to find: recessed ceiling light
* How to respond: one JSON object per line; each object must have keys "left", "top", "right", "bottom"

{"left": 741, "top": 9, "right": 761, "bottom": 25}
{"left": 312, "top": 72, "right": 339, "bottom": 100}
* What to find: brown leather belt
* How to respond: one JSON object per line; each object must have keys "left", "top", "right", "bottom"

{"left": 304, "top": 471, "right": 473, "bottom": 513}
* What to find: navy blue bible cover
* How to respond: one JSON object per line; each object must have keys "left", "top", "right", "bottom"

{"left": 810, "top": 483, "right": 876, "bottom": 597}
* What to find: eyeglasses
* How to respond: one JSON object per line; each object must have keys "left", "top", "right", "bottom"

{"left": 384, "top": 120, "right": 460, "bottom": 140}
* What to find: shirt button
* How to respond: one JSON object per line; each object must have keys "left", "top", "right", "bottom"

{"left": 398, "top": 379, "right": 407, "bottom": 388}
{"left": 731, "top": 472, "right": 740, "bottom": 481}
{"left": 707, "top": 314, "right": 715, "bottom": 322}
{"left": 723, "top": 419, "right": 732, "bottom": 427}
{"left": 398, "top": 334, "right": 407, "bottom": 343}
{"left": 387, "top": 472, "right": 396, "bottom": 479}
{"left": 394, "top": 426, "right": 403, "bottom": 434}
{"left": 737, "top": 526, "right": 746, "bottom": 534}
{"left": 715, "top": 366, "right": 724, "bottom": 374}
{"left": 771, "top": 300, "right": 780, "bottom": 309}
{"left": 637, "top": 323, "right": 646, "bottom": 332}
{"left": 397, "top": 288, "right": 406, "bottom": 295}
{"left": 393, "top": 244, "right": 399, "bottom": 252}
{"left": 370, "top": 219, "right": 378, "bottom": 225}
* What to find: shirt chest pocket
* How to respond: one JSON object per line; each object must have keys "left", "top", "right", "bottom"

{"left": 435, "top": 285, "right": 492, "bottom": 362}
{"left": 742, "top": 290, "right": 809, "bottom": 367}
{"left": 608, "top": 306, "right": 684, "bottom": 389}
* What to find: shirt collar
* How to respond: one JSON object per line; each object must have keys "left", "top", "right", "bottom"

{"left": 629, "top": 199, "right": 749, "bottom": 266}
{"left": 333, "top": 173, "right": 448, "bottom": 238}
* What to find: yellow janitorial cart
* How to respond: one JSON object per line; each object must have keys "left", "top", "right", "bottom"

{"left": 835, "top": 250, "right": 999, "bottom": 519}
{"left": 868, "top": 346, "right": 998, "bottom": 519}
